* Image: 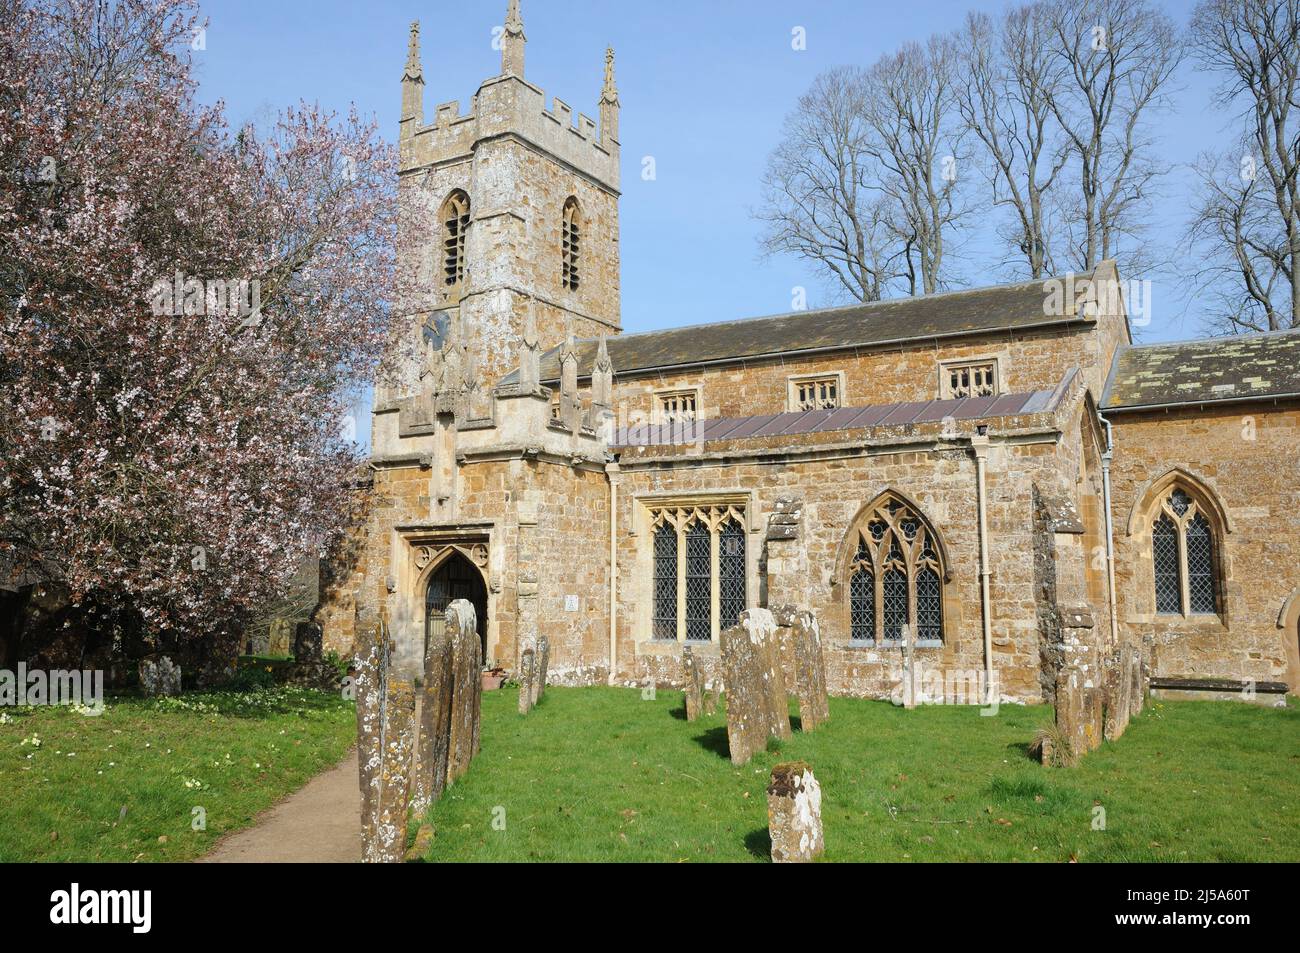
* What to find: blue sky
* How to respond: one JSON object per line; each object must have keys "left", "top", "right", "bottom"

{"left": 192, "top": 0, "right": 1219, "bottom": 441}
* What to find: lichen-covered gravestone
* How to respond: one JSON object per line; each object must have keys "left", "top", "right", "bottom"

{"left": 681, "top": 645, "right": 704, "bottom": 721}
{"left": 532, "top": 635, "right": 549, "bottom": 706}
{"left": 355, "top": 614, "right": 416, "bottom": 862}
{"left": 767, "top": 761, "right": 823, "bottom": 863}
{"left": 412, "top": 624, "right": 453, "bottom": 815}
{"left": 789, "top": 608, "right": 829, "bottom": 730}
{"left": 446, "top": 600, "right": 482, "bottom": 782}
{"left": 138, "top": 656, "right": 182, "bottom": 697}
{"left": 720, "top": 608, "right": 790, "bottom": 766}
{"left": 518, "top": 648, "right": 535, "bottom": 715}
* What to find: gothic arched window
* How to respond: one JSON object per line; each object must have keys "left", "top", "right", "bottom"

{"left": 440, "top": 190, "right": 470, "bottom": 288}
{"left": 561, "top": 197, "right": 581, "bottom": 290}
{"left": 1151, "top": 487, "right": 1220, "bottom": 616}
{"left": 845, "top": 495, "right": 945, "bottom": 645}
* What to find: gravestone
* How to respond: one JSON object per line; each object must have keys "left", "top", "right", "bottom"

{"left": 267, "top": 617, "right": 294, "bottom": 657}
{"left": 720, "top": 608, "right": 789, "bottom": 766}
{"left": 356, "top": 614, "right": 416, "bottom": 862}
{"left": 518, "top": 649, "right": 535, "bottom": 715}
{"left": 681, "top": 645, "right": 704, "bottom": 721}
{"left": 1103, "top": 643, "right": 1135, "bottom": 741}
{"left": 766, "top": 761, "right": 823, "bottom": 863}
{"left": 138, "top": 656, "right": 182, "bottom": 697}
{"left": 412, "top": 625, "right": 453, "bottom": 815}
{"left": 533, "top": 635, "right": 550, "bottom": 706}
{"left": 446, "top": 600, "right": 482, "bottom": 782}
{"left": 705, "top": 683, "right": 720, "bottom": 716}
{"left": 788, "top": 608, "right": 829, "bottom": 730}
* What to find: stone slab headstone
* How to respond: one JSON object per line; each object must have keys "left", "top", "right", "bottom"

{"left": 682, "top": 645, "right": 704, "bottom": 721}
{"left": 138, "top": 656, "right": 182, "bottom": 697}
{"left": 518, "top": 648, "right": 535, "bottom": 715}
{"left": 532, "top": 635, "right": 550, "bottom": 705}
{"left": 446, "top": 599, "right": 482, "bottom": 782}
{"left": 789, "top": 608, "right": 829, "bottom": 731}
{"left": 412, "top": 625, "right": 453, "bottom": 816}
{"left": 705, "top": 683, "right": 720, "bottom": 716}
{"left": 267, "top": 617, "right": 293, "bottom": 657}
{"left": 356, "top": 614, "right": 416, "bottom": 862}
{"left": 720, "top": 608, "right": 789, "bottom": 766}
{"left": 767, "top": 761, "right": 824, "bottom": 863}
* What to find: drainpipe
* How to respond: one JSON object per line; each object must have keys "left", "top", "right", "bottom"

{"left": 1098, "top": 414, "right": 1120, "bottom": 651}
{"left": 607, "top": 462, "right": 620, "bottom": 685}
{"left": 971, "top": 430, "right": 995, "bottom": 703}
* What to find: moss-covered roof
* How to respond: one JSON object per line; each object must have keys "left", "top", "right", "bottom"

{"left": 508, "top": 268, "right": 1100, "bottom": 383}
{"left": 1102, "top": 329, "right": 1300, "bottom": 411}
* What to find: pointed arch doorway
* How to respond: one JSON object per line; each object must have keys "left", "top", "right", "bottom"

{"left": 425, "top": 550, "right": 488, "bottom": 660}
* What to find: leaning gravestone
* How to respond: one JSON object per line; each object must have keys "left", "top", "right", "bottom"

{"left": 412, "top": 624, "right": 453, "bottom": 816}
{"left": 681, "top": 645, "right": 704, "bottom": 721}
{"left": 139, "top": 656, "right": 182, "bottom": 697}
{"left": 767, "top": 761, "right": 824, "bottom": 863}
{"left": 446, "top": 600, "right": 482, "bottom": 782}
{"left": 720, "top": 608, "right": 790, "bottom": 766}
{"left": 518, "top": 649, "right": 535, "bottom": 715}
{"left": 532, "top": 635, "right": 550, "bottom": 706}
{"left": 356, "top": 613, "right": 416, "bottom": 862}
{"left": 788, "top": 608, "right": 829, "bottom": 730}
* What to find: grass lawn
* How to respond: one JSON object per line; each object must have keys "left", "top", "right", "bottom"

{"left": 0, "top": 686, "right": 355, "bottom": 862}
{"left": 420, "top": 686, "right": 1300, "bottom": 862}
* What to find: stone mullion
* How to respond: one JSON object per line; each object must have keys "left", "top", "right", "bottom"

{"left": 675, "top": 512, "right": 687, "bottom": 644}
{"left": 1177, "top": 512, "right": 1192, "bottom": 618}
{"left": 710, "top": 520, "right": 721, "bottom": 642}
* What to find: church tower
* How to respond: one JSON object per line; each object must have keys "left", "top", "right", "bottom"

{"left": 394, "top": 2, "right": 621, "bottom": 394}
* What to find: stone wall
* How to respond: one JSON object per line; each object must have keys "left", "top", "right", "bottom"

{"left": 613, "top": 397, "right": 1098, "bottom": 703}
{"left": 1108, "top": 402, "right": 1300, "bottom": 690}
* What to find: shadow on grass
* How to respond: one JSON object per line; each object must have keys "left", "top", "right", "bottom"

{"left": 1006, "top": 740, "right": 1038, "bottom": 763}
{"left": 743, "top": 828, "right": 771, "bottom": 861}
{"left": 669, "top": 703, "right": 688, "bottom": 721}
{"left": 693, "top": 726, "right": 731, "bottom": 760}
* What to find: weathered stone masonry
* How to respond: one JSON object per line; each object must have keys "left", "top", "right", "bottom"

{"left": 319, "top": 4, "right": 1299, "bottom": 708}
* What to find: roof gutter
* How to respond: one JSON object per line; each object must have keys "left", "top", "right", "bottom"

{"left": 1102, "top": 391, "right": 1300, "bottom": 414}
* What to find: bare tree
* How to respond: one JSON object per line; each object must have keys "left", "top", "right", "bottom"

{"left": 756, "top": 67, "right": 901, "bottom": 302}
{"left": 757, "top": 36, "right": 968, "bottom": 302}
{"left": 864, "top": 35, "right": 969, "bottom": 295}
{"left": 1042, "top": 0, "right": 1184, "bottom": 271}
{"left": 958, "top": 6, "right": 1069, "bottom": 278}
{"left": 1188, "top": 0, "right": 1300, "bottom": 331}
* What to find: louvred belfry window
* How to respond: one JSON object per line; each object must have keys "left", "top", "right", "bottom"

{"left": 648, "top": 503, "right": 748, "bottom": 642}
{"left": 846, "top": 495, "right": 945, "bottom": 645}
{"left": 441, "top": 191, "right": 469, "bottom": 288}
{"left": 1151, "top": 487, "right": 1220, "bottom": 616}
{"left": 561, "top": 197, "right": 581, "bottom": 290}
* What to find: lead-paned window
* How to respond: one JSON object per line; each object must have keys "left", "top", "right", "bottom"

{"left": 648, "top": 503, "right": 748, "bottom": 642}
{"left": 1151, "top": 486, "right": 1220, "bottom": 617}
{"left": 846, "top": 495, "right": 945, "bottom": 645}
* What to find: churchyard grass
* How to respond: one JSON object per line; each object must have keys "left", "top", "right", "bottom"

{"left": 420, "top": 686, "right": 1299, "bottom": 862}
{"left": 0, "top": 686, "right": 355, "bottom": 862}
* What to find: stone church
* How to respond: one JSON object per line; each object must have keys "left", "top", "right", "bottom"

{"left": 319, "top": 3, "right": 1300, "bottom": 705}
